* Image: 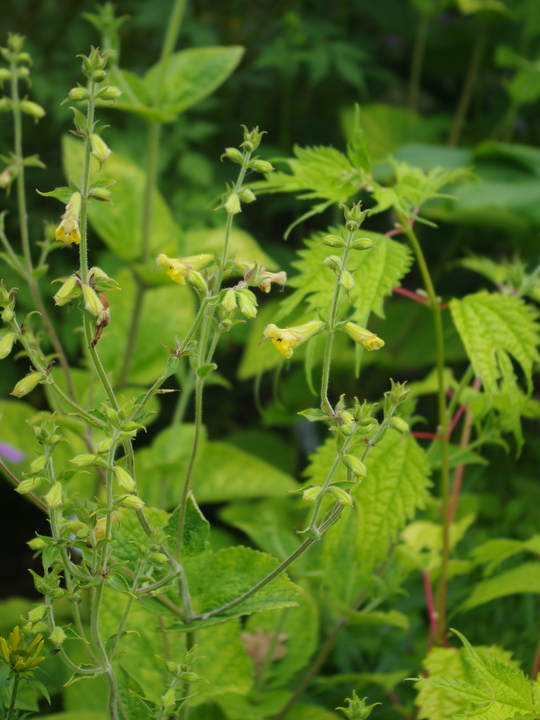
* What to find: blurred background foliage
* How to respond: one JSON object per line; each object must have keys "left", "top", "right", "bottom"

{"left": 1, "top": 0, "right": 540, "bottom": 717}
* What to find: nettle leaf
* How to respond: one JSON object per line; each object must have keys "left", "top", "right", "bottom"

{"left": 460, "top": 561, "right": 540, "bottom": 611}
{"left": 470, "top": 535, "right": 540, "bottom": 576}
{"left": 117, "top": 665, "right": 157, "bottom": 720}
{"left": 306, "top": 431, "right": 431, "bottom": 577}
{"left": 415, "top": 641, "right": 519, "bottom": 720}
{"left": 418, "top": 630, "right": 540, "bottom": 720}
{"left": 145, "top": 46, "right": 245, "bottom": 115}
{"left": 276, "top": 229, "right": 411, "bottom": 324}
{"left": 178, "top": 546, "right": 301, "bottom": 630}
{"left": 110, "top": 507, "right": 170, "bottom": 576}
{"left": 450, "top": 291, "right": 540, "bottom": 397}
{"left": 260, "top": 145, "right": 362, "bottom": 204}
{"left": 166, "top": 495, "right": 210, "bottom": 559}
{"left": 358, "top": 430, "right": 431, "bottom": 574}
{"left": 371, "top": 161, "right": 470, "bottom": 221}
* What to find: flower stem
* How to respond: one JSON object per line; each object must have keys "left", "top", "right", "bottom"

{"left": 6, "top": 676, "right": 20, "bottom": 720}
{"left": 399, "top": 215, "right": 450, "bottom": 645}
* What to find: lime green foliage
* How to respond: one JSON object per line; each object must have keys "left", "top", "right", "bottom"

{"left": 179, "top": 547, "right": 301, "bottom": 630}
{"left": 95, "top": 268, "right": 196, "bottom": 385}
{"left": 117, "top": 666, "right": 156, "bottom": 720}
{"left": 461, "top": 561, "right": 540, "bottom": 610}
{"left": 40, "top": 714, "right": 107, "bottom": 720}
{"left": 244, "top": 591, "right": 319, "bottom": 688}
{"left": 216, "top": 690, "right": 292, "bottom": 719}
{"left": 184, "top": 227, "right": 278, "bottom": 270}
{"left": 110, "top": 47, "right": 244, "bottom": 121}
{"left": 415, "top": 641, "right": 518, "bottom": 720}
{"left": 276, "top": 230, "right": 411, "bottom": 324}
{"left": 470, "top": 535, "right": 540, "bottom": 575}
{"left": 62, "top": 136, "right": 180, "bottom": 261}
{"left": 416, "top": 630, "right": 539, "bottom": 720}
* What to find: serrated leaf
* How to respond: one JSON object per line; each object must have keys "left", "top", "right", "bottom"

{"left": 450, "top": 291, "right": 540, "bottom": 397}
{"left": 276, "top": 229, "right": 411, "bottom": 326}
{"left": 177, "top": 546, "right": 301, "bottom": 630}
{"left": 460, "top": 561, "right": 540, "bottom": 610}
{"left": 166, "top": 494, "right": 210, "bottom": 559}
{"left": 260, "top": 145, "right": 362, "bottom": 205}
{"left": 117, "top": 665, "right": 156, "bottom": 720}
{"left": 415, "top": 642, "right": 519, "bottom": 720}
{"left": 145, "top": 46, "right": 245, "bottom": 115}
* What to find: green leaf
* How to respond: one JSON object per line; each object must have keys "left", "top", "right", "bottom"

{"left": 40, "top": 714, "right": 107, "bottom": 720}
{"left": 244, "top": 590, "right": 319, "bottom": 688}
{"left": 166, "top": 495, "right": 210, "bottom": 559}
{"left": 216, "top": 690, "right": 292, "bottom": 719}
{"left": 183, "top": 227, "right": 278, "bottom": 269}
{"left": 298, "top": 408, "right": 329, "bottom": 422}
{"left": 346, "top": 104, "right": 371, "bottom": 173}
{"left": 354, "top": 430, "right": 431, "bottom": 573}
{"left": 117, "top": 666, "right": 157, "bottom": 720}
{"left": 36, "top": 186, "right": 73, "bottom": 203}
{"left": 415, "top": 641, "right": 520, "bottom": 720}
{"left": 62, "top": 135, "right": 181, "bottom": 261}
{"left": 110, "top": 507, "right": 170, "bottom": 576}
{"left": 450, "top": 291, "right": 540, "bottom": 397}
{"left": 260, "top": 145, "right": 362, "bottom": 205}
{"left": 145, "top": 46, "right": 245, "bottom": 115}
{"left": 341, "top": 607, "right": 409, "bottom": 629}
{"left": 103, "top": 67, "right": 176, "bottom": 122}
{"left": 276, "top": 228, "right": 411, "bottom": 325}
{"left": 177, "top": 546, "right": 301, "bottom": 630}
{"left": 286, "top": 705, "right": 342, "bottom": 720}
{"left": 192, "top": 441, "right": 298, "bottom": 503}
{"left": 460, "top": 561, "right": 540, "bottom": 611}
{"left": 93, "top": 268, "right": 196, "bottom": 385}
{"left": 470, "top": 535, "right": 540, "bottom": 576}
{"left": 197, "top": 362, "right": 218, "bottom": 380}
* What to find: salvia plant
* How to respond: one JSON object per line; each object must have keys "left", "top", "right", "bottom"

{"left": 0, "top": 3, "right": 540, "bottom": 720}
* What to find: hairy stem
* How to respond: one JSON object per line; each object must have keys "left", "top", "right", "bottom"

{"left": 6, "top": 676, "right": 20, "bottom": 720}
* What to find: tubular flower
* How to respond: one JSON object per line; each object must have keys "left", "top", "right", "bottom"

{"left": 343, "top": 322, "right": 384, "bottom": 351}
{"left": 156, "top": 254, "right": 214, "bottom": 285}
{"left": 0, "top": 626, "right": 45, "bottom": 673}
{"left": 264, "top": 320, "right": 324, "bottom": 359}
{"left": 55, "top": 192, "right": 82, "bottom": 245}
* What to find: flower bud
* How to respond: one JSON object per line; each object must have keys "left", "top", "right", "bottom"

{"left": 11, "top": 372, "right": 43, "bottom": 398}
{"left": 187, "top": 270, "right": 208, "bottom": 293}
{"left": 16, "top": 67, "right": 30, "bottom": 80}
{"left": 92, "top": 70, "right": 108, "bottom": 83}
{"left": 89, "top": 187, "right": 112, "bottom": 200}
{"left": 342, "top": 454, "right": 367, "bottom": 478}
{"left": 0, "top": 331, "right": 16, "bottom": 359}
{"left": 322, "top": 255, "right": 342, "bottom": 271}
{"left": 238, "top": 188, "right": 256, "bottom": 203}
{"left": 149, "top": 553, "right": 169, "bottom": 565}
{"left": 341, "top": 202, "right": 369, "bottom": 228}
{"left": 351, "top": 237, "right": 375, "bottom": 251}
{"left": 389, "top": 416, "right": 409, "bottom": 434}
{"left": 82, "top": 285, "right": 105, "bottom": 317}
{"left": 224, "top": 192, "right": 241, "bottom": 215}
{"left": 70, "top": 454, "right": 98, "bottom": 467}
{"left": 330, "top": 486, "right": 354, "bottom": 507}
{"left": 28, "top": 537, "right": 48, "bottom": 550}
{"left": 68, "top": 86, "right": 90, "bottom": 101}
{"left": 27, "top": 605, "right": 47, "bottom": 623}
{"left": 162, "top": 688, "right": 176, "bottom": 708}
{"left": 97, "top": 438, "right": 114, "bottom": 453}
{"left": 0, "top": 69, "right": 12, "bottom": 85}
{"left": 241, "top": 125, "right": 265, "bottom": 151}
{"left": 44, "top": 482, "right": 63, "bottom": 508}
{"left": 237, "top": 288, "right": 258, "bottom": 319}
{"left": 30, "top": 456, "right": 47, "bottom": 474}
{"left": 96, "top": 85, "right": 122, "bottom": 101}
{"left": 119, "top": 495, "right": 146, "bottom": 511}
{"left": 50, "top": 626, "right": 67, "bottom": 645}
{"left": 250, "top": 159, "right": 274, "bottom": 174}
{"left": 20, "top": 101, "right": 45, "bottom": 119}
{"left": 340, "top": 270, "right": 355, "bottom": 291}
{"left": 113, "top": 466, "right": 135, "bottom": 493}
{"left": 53, "top": 275, "right": 79, "bottom": 306}
{"left": 321, "top": 235, "right": 346, "bottom": 248}
{"left": 15, "top": 477, "right": 44, "bottom": 495}
{"left": 2, "top": 307, "right": 14, "bottom": 322}
{"left": 222, "top": 288, "right": 237, "bottom": 313}
{"left": 302, "top": 486, "right": 322, "bottom": 502}
{"left": 90, "top": 134, "right": 112, "bottom": 165}
{"left": 223, "top": 147, "right": 244, "bottom": 165}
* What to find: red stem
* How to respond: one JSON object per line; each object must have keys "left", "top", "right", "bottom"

{"left": 423, "top": 570, "right": 438, "bottom": 652}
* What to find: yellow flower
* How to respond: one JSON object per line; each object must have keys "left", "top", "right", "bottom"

{"left": 234, "top": 260, "right": 287, "bottom": 293}
{"left": 0, "top": 626, "right": 45, "bottom": 673}
{"left": 156, "top": 253, "right": 214, "bottom": 285}
{"left": 55, "top": 192, "right": 82, "bottom": 245}
{"left": 263, "top": 320, "right": 324, "bottom": 359}
{"left": 343, "top": 322, "right": 384, "bottom": 351}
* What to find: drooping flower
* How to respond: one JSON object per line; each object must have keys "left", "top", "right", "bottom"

{"left": 156, "top": 254, "right": 214, "bottom": 285}
{"left": 263, "top": 320, "right": 324, "bottom": 359}
{"left": 342, "top": 322, "right": 384, "bottom": 351}
{"left": 234, "top": 260, "right": 287, "bottom": 293}
{"left": 55, "top": 192, "right": 82, "bottom": 245}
